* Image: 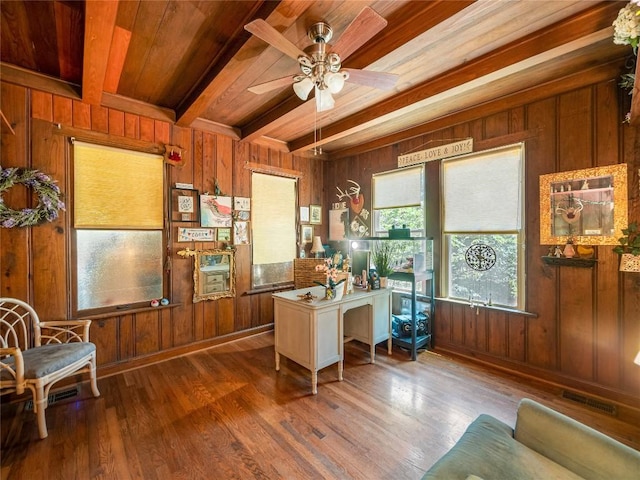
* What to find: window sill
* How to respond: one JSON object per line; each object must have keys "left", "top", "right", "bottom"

{"left": 245, "top": 283, "right": 294, "bottom": 296}
{"left": 437, "top": 297, "right": 537, "bottom": 318}
{"left": 78, "top": 303, "right": 182, "bottom": 320}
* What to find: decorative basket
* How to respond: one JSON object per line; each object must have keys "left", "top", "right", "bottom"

{"left": 293, "top": 258, "right": 327, "bottom": 289}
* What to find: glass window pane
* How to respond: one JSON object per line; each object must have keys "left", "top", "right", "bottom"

{"left": 374, "top": 206, "right": 424, "bottom": 235}
{"left": 447, "top": 234, "right": 519, "bottom": 308}
{"left": 76, "top": 230, "right": 163, "bottom": 311}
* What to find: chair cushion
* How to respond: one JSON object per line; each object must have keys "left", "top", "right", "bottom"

{"left": 1, "top": 343, "right": 95, "bottom": 380}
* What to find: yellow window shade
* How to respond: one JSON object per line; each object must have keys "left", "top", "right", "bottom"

{"left": 74, "top": 141, "right": 164, "bottom": 228}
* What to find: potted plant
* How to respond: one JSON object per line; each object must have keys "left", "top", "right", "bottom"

{"left": 613, "top": 221, "right": 640, "bottom": 272}
{"left": 372, "top": 241, "right": 395, "bottom": 287}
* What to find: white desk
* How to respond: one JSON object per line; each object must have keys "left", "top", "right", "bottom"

{"left": 272, "top": 286, "right": 392, "bottom": 394}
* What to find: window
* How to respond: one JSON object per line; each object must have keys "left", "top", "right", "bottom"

{"left": 372, "top": 165, "right": 426, "bottom": 291}
{"left": 442, "top": 144, "right": 525, "bottom": 309}
{"left": 251, "top": 172, "right": 297, "bottom": 288}
{"left": 72, "top": 141, "right": 164, "bottom": 314}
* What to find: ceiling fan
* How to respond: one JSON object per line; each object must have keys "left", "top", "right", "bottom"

{"left": 244, "top": 7, "right": 399, "bottom": 112}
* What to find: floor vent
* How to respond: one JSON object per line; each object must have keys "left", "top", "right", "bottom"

{"left": 561, "top": 390, "right": 617, "bottom": 416}
{"left": 24, "top": 387, "right": 78, "bottom": 411}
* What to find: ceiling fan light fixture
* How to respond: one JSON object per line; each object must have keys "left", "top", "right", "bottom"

{"left": 316, "top": 87, "right": 335, "bottom": 112}
{"left": 293, "top": 77, "right": 314, "bottom": 100}
{"left": 325, "top": 71, "right": 348, "bottom": 94}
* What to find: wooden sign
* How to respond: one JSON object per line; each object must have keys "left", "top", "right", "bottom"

{"left": 398, "top": 138, "right": 473, "bottom": 167}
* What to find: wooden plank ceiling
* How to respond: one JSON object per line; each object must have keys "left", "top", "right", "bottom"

{"left": 0, "top": 0, "right": 633, "bottom": 158}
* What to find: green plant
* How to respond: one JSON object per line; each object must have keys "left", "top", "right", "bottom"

{"left": 372, "top": 241, "right": 394, "bottom": 277}
{"left": 613, "top": 222, "right": 640, "bottom": 255}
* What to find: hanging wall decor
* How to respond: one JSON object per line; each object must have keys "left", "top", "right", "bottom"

{"left": 336, "top": 180, "right": 370, "bottom": 237}
{"left": 0, "top": 167, "right": 66, "bottom": 228}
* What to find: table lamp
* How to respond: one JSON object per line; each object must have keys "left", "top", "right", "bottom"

{"left": 310, "top": 236, "right": 325, "bottom": 258}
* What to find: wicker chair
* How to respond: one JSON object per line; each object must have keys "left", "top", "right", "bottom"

{"left": 0, "top": 298, "right": 100, "bottom": 439}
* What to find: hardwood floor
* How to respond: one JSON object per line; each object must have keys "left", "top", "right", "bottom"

{"left": 2, "top": 332, "right": 639, "bottom": 479}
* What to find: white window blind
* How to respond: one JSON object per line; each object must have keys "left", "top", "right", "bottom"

{"left": 443, "top": 145, "right": 523, "bottom": 232}
{"left": 252, "top": 173, "right": 297, "bottom": 265}
{"left": 373, "top": 165, "right": 424, "bottom": 209}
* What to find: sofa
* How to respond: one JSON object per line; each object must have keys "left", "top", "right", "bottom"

{"left": 422, "top": 398, "right": 640, "bottom": 480}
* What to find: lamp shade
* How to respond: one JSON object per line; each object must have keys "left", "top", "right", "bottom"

{"left": 315, "top": 88, "right": 335, "bottom": 112}
{"left": 634, "top": 350, "right": 640, "bottom": 366}
{"left": 310, "top": 236, "right": 325, "bottom": 254}
{"left": 325, "top": 71, "right": 346, "bottom": 94}
{"left": 293, "top": 77, "right": 314, "bottom": 100}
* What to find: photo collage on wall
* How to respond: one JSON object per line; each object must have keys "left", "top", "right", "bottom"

{"left": 172, "top": 183, "right": 251, "bottom": 245}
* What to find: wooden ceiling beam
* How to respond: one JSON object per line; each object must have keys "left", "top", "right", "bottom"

{"left": 174, "top": 0, "right": 291, "bottom": 127}
{"left": 240, "top": 0, "right": 473, "bottom": 143}
{"left": 82, "top": 0, "right": 119, "bottom": 105}
{"left": 329, "top": 60, "right": 624, "bottom": 160}
{"left": 288, "top": 1, "right": 622, "bottom": 153}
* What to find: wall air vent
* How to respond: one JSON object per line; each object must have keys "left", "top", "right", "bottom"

{"left": 25, "top": 387, "right": 78, "bottom": 411}
{"left": 561, "top": 390, "right": 617, "bottom": 416}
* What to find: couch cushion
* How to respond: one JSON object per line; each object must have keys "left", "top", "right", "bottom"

{"left": 1, "top": 343, "right": 95, "bottom": 380}
{"left": 422, "top": 414, "right": 584, "bottom": 480}
{"left": 515, "top": 398, "right": 640, "bottom": 480}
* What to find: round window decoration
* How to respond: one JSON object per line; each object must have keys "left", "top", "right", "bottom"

{"left": 0, "top": 167, "right": 66, "bottom": 228}
{"left": 465, "top": 243, "right": 497, "bottom": 271}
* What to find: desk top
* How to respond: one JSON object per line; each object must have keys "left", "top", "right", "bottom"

{"left": 273, "top": 285, "right": 390, "bottom": 310}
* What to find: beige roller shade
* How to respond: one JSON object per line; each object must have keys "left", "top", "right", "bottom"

{"left": 74, "top": 141, "right": 164, "bottom": 229}
{"left": 252, "top": 172, "right": 297, "bottom": 265}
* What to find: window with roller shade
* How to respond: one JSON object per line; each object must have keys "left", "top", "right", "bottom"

{"left": 442, "top": 144, "right": 525, "bottom": 309}
{"left": 372, "top": 165, "right": 425, "bottom": 292}
{"left": 251, "top": 172, "right": 297, "bottom": 288}
{"left": 72, "top": 141, "right": 165, "bottom": 314}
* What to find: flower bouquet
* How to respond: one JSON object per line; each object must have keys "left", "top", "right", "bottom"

{"left": 314, "top": 258, "right": 346, "bottom": 299}
{"left": 613, "top": 2, "right": 640, "bottom": 52}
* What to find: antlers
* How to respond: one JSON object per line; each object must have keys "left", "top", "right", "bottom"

{"left": 336, "top": 180, "right": 361, "bottom": 201}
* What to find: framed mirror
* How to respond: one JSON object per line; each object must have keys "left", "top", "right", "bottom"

{"left": 539, "top": 164, "right": 628, "bottom": 245}
{"left": 177, "top": 248, "right": 235, "bottom": 302}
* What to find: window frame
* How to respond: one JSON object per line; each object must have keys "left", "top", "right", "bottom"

{"left": 70, "top": 139, "right": 166, "bottom": 316}
{"left": 440, "top": 144, "right": 526, "bottom": 310}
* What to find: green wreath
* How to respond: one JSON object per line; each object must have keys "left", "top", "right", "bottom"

{"left": 0, "top": 167, "right": 65, "bottom": 228}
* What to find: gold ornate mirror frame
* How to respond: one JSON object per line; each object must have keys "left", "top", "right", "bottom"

{"left": 177, "top": 248, "right": 235, "bottom": 302}
{"left": 539, "top": 164, "right": 628, "bottom": 245}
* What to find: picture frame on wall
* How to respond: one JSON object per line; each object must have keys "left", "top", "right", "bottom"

{"left": 171, "top": 188, "right": 199, "bottom": 222}
{"left": 234, "top": 221, "right": 250, "bottom": 245}
{"left": 217, "top": 228, "right": 231, "bottom": 242}
{"left": 200, "top": 195, "right": 232, "bottom": 227}
{"left": 309, "top": 204, "right": 322, "bottom": 225}
{"left": 301, "top": 225, "right": 313, "bottom": 244}
{"left": 300, "top": 206, "right": 310, "bottom": 223}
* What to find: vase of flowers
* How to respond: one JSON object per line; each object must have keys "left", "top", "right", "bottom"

{"left": 613, "top": 2, "right": 640, "bottom": 53}
{"left": 315, "top": 258, "right": 346, "bottom": 300}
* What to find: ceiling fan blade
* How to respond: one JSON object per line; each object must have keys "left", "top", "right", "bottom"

{"left": 331, "top": 7, "right": 387, "bottom": 61}
{"left": 245, "top": 19, "right": 307, "bottom": 61}
{"left": 342, "top": 69, "right": 398, "bottom": 90}
{"left": 247, "top": 75, "right": 295, "bottom": 95}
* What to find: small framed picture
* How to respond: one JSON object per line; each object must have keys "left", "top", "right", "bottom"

{"left": 301, "top": 225, "right": 313, "bottom": 244}
{"left": 217, "top": 228, "right": 231, "bottom": 242}
{"left": 309, "top": 204, "right": 322, "bottom": 225}
{"left": 234, "top": 197, "right": 251, "bottom": 211}
{"left": 171, "top": 188, "right": 199, "bottom": 222}
{"left": 234, "top": 221, "right": 250, "bottom": 245}
{"left": 177, "top": 227, "right": 215, "bottom": 242}
{"left": 300, "top": 206, "right": 310, "bottom": 223}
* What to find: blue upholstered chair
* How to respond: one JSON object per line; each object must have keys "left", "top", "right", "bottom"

{"left": 0, "top": 298, "right": 100, "bottom": 438}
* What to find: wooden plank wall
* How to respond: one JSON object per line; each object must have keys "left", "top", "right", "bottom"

{"left": 322, "top": 77, "right": 640, "bottom": 410}
{"left": 0, "top": 81, "right": 323, "bottom": 373}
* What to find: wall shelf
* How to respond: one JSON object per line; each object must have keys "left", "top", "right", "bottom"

{"left": 541, "top": 256, "right": 596, "bottom": 268}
